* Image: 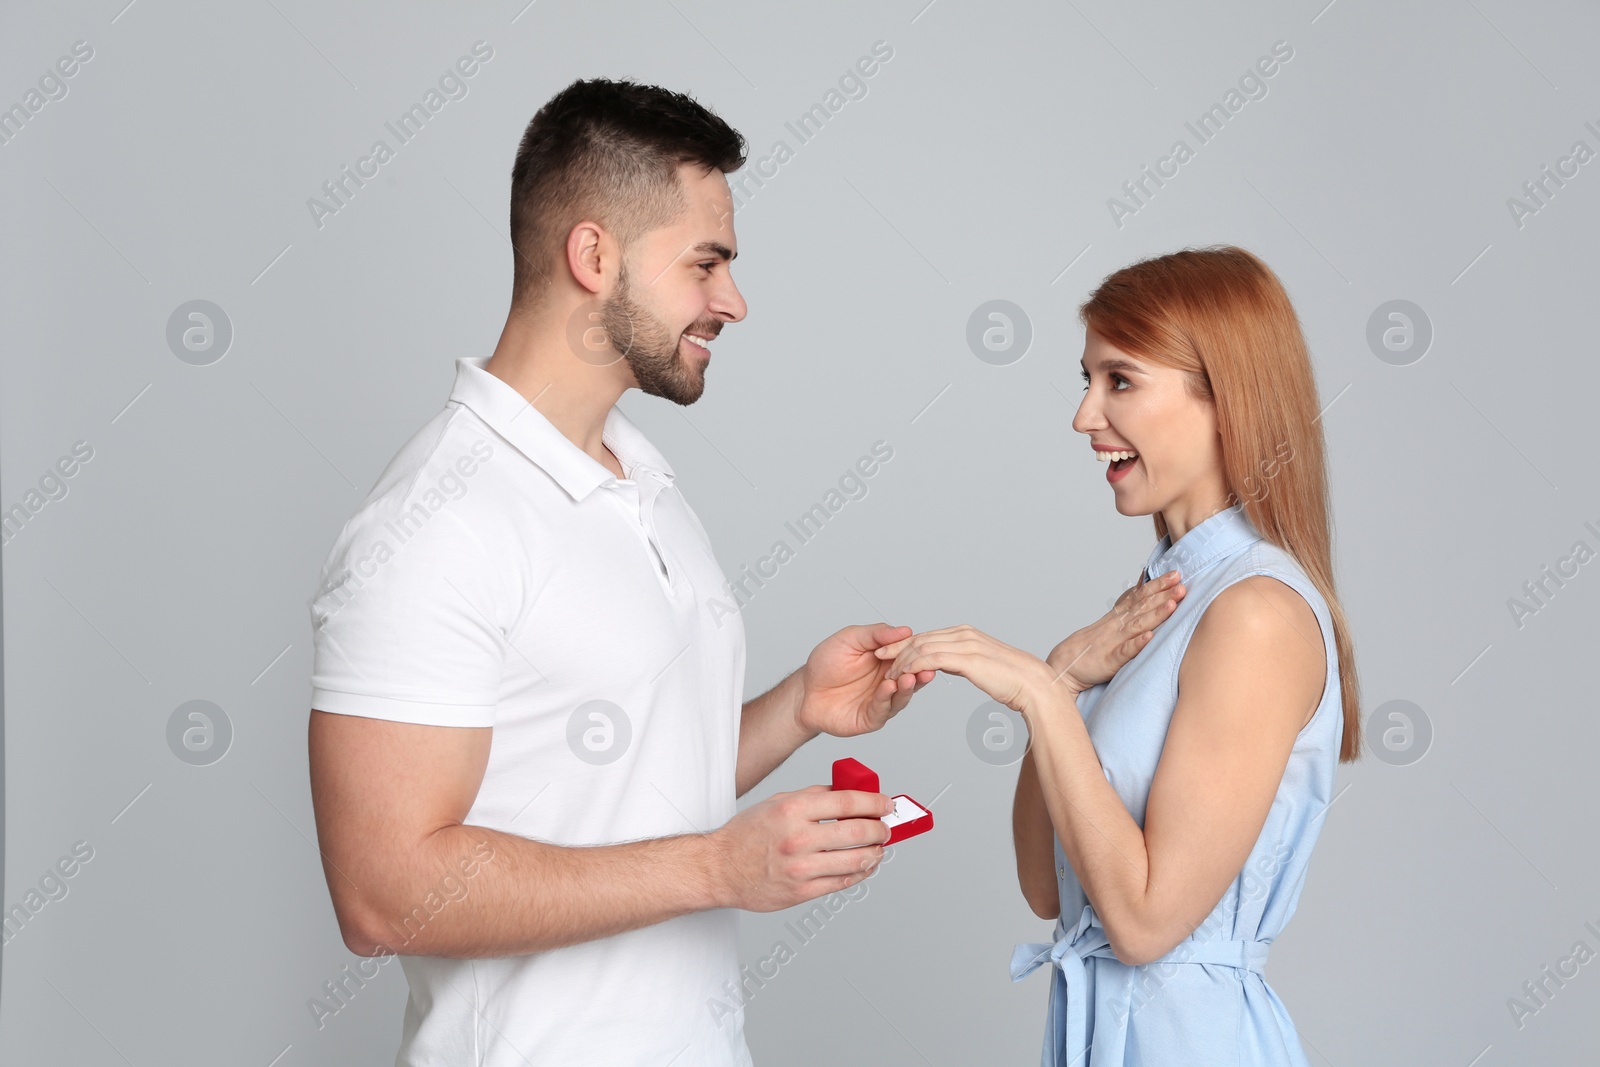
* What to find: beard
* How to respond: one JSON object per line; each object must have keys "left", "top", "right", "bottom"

{"left": 597, "top": 259, "right": 710, "bottom": 406}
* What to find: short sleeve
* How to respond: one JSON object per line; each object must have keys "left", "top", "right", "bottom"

{"left": 309, "top": 505, "right": 506, "bottom": 727}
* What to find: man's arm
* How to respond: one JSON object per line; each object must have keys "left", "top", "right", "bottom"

{"left": 309, "top": 709, "right": 893, "bottom": 958}
{"left": 734, "top": 670, "right": 816, "bottom": 798}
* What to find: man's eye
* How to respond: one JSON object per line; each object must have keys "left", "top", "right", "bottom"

{"left": 698, "top": 262, "right": 717, "bottom": 273}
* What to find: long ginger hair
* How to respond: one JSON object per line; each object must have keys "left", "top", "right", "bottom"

{"left": 1081, "top": 246, "right": 1361, "bottom": 762}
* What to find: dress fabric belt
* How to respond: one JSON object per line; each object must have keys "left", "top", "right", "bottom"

{"left": 1010, "top": 905, "right": 1271, "bottom": 1067}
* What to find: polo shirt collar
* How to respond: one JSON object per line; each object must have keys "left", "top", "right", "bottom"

{"left": 447, "top": 356, "right": 675, "bottom": 502}
{"left": 1143, "top": 503, "right": 1262, "bottom": 584}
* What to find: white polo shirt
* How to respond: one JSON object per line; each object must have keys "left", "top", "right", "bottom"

{"left": 308, "top": 355, "right": 751, "bottom": 1066}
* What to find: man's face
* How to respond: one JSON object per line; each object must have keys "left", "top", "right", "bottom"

{"left": 599, "top": 163, "right": 746, "bottom": 405}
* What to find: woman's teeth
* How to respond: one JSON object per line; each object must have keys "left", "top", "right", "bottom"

{"left": 1096, "top": 450, "right": 1138, "bottom": 463}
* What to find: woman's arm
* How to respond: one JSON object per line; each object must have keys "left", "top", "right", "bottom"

{"left": 879, "top": 572, "right": 1184, "bottom": 931}
{"left": 1026, "top": 575, "right": 1324, "bottom": 964}
{"left": 1013, "top": 748, "right": 1061, "bottom": 919}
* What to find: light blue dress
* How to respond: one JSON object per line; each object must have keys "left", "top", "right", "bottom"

{"left": 1011, "top": 503, "right": 1342, "bottom": 1066}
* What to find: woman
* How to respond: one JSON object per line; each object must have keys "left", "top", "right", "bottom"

{"left": 879, "top": 246, "right": 1361, "bottom": 1065}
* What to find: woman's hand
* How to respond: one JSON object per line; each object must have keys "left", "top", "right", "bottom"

{"left": 874, "top": 626, "right": 1055, "bottom": 716}
{"left": 1046, "top": 570, "right": 1186, "bottom": 696}
{"left": 870, "top": 573, "right": 1187, "bottom": 714}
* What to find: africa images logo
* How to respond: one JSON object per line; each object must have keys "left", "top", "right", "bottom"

{"left": 305, "top": 41, "right": 494, "bottom": 229}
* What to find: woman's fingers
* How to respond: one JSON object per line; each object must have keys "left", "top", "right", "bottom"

{"left": 889, "top": 643, "right": 946, "bottom": 676}
{"left": 875, "top": 626, "right": 968, "bottom": 659}
{"left": 1136, "top": 594, "right": 1176, "bottom": 631}
{"left": 1141, "top": 572, "right": 1179, "bottom": 604}
{"left": 879, "top": 626, "right": 976, "bottom": 662}
{"left": 888, "top": 635, "right": 976, "bottom": 677}
{"left": 874, "top": 637, "right": 912, "bottom": 658}
{"left": 1107, "top": 628, "right": 1150, "bottom": 668}
{"left": 1118, "top": 572, "right": 1169, "bottom": 622}
{"left": 1133, "top": 577, "right": 1183, "bottom": 629}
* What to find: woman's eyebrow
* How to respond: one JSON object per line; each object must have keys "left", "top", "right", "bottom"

{"left": 1080, "top": 357, "right": 1147, "bottom": 375}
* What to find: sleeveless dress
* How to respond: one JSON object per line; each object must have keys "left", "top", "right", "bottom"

{"left": 1010, "top": 503, "right": 1343, "bottom": 1066}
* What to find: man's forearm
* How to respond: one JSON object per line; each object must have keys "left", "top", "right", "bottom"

{"left": 346, "top": 823, "right": 727, "bottom": 959}
{"left": 734, "top": 669, "right": 819, "bottom": 797}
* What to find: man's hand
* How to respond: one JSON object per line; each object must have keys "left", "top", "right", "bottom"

{"left": 707, "top": 785, "right": 894, "bottom": 912}
{"left": 794, "top": 623, "right": 937, "bottom": 738}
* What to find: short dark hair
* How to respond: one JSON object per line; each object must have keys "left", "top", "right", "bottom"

{"left": 508, "top": 78, "right": 747, "bottom": 308}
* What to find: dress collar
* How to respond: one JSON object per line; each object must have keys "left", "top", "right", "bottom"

{"left": 446, "top": 356, "right": 675, "bottom": 502}
{"left": 1143, "top": 503, "right": 1263, "bottom": 584}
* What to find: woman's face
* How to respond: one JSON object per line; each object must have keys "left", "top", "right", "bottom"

{"left": 1072, "top": 328, "right": 1228, "bottom": 525}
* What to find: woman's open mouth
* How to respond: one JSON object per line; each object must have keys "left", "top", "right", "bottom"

{"left": 1106, "top": 453, "right": 1139, "bottom": 483}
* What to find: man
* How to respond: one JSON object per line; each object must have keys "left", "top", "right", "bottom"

{"left": 306, "top": 77, "right": 935, "bottom": 1066}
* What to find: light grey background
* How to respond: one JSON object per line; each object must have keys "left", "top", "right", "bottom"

{"left": 4, "top": 0, "right": 1598, "bottom": 1063}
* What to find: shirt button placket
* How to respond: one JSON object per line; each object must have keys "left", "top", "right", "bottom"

{"left": 639, "top": 474, "right": 678, "bottom": 593}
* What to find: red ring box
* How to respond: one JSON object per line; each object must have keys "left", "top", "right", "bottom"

{"left": 831, "top": 758, "right": 934, "bottom": 845}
